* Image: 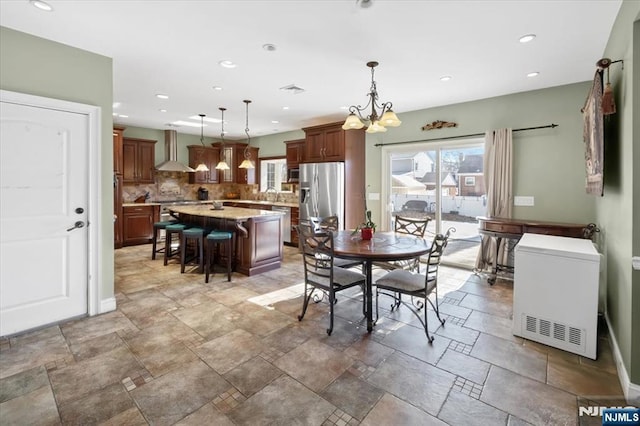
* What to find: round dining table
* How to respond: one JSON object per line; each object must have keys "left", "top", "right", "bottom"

{"left": 332, "top": 230, "right": 431, "bottom": 332}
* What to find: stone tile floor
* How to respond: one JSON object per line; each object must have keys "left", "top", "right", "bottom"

{"left": 0, "top": 244, "right": 625, "bottom": 425}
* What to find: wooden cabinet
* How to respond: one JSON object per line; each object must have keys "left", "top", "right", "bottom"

{"left": 212, "top": 142, "right": 260, "bottom": 184}
{"left": 302, "top": 121, "right": 366, "bottom": 230}
{"left": 285, "top": 139, "right": 305, "bottom": 169}
{"left": 187, "top": 145, "right": 220, "bottom": 184}
{"left": 113, "top": 126, "right": 124, "bottom": 174}
{"left": 114, "top": 174, "right": 123, "bottom": 248}
{"left": 123, "top": 138, "right": 156, "bottom": 184}
{"left": 304, "top": 125, "right": 345, "bottom": 163}
{"left": 123, "top": 204, "right": 159, "bottom": 246}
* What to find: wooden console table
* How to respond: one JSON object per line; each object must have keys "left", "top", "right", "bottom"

{"left": 477, "top": 216, "right": 598, "bottom": 284}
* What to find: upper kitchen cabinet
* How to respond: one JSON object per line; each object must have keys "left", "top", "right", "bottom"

{"left": 113, "top": 126, "right": 124, "bottom": 174}
{"left": 212, "top": 142, "right": 259, "bottom": 184}
{"left": 302, "top": 121, "right": 364, "bottom": 163}
{"left": 284, "top": 139, "right": 305, "bottom": 169}
{"left": 187, "top": 145, "right": 220, "bottom": 184}
{"left": 123, "top": 137, "right": 156, "bottom": 184}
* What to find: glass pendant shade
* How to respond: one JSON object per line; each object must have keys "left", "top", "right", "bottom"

{"left": 380, "top": 109, "right": 401, "bottom": 127}
{"left": 195, "top": 163, "right": 209, "bottom": 172}
{"left": 342, "top": 113, "right": 365, "bottom": 130}
{"left": 215, "top": 160, "right": 230, "bottom": 170}
{"left": 366, "top": 120, "right": 387, "bottom": 134}
{"left": 239, "top": 159, "right": 255, "bottom": 169}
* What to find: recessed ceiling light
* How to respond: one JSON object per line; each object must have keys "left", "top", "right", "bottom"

{"left": 155, "top": 94, "right": 169, "bottom": 99}
{"left": 263, "top": 43, "right": 276, "bottom": 52}
{"left": 212, "top": 86, "right": 223, "bottom": 91}
{"left": 219, "top": 60, "right": 237, "bottom": 69}
{"left": 159, "top": 109, "right": 167, "bottom": 113}
{"left": 282, "top": 106, "right": 290, "bottom": 110}
{"left": 30, "top": 0, "right": 53, "bottom": 11}
{"left": 519, "top": 34, "right": 536, "bottom": 43}
{"left": 118, "top": 115, "right": 128, "bottom": 118}
{"left": 440, "top": 76, "right": 452, "bottom": 82}
{"left": 271, "top": 120, "right": 279, "bottom": 124}
{"left": 527, "top": 71, "right": 540, "bottom": 78}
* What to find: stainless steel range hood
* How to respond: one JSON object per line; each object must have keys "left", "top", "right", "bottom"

{"left": 155, "top": 130, "right": 195, "bottom": 172}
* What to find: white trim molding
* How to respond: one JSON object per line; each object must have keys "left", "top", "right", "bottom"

{"left": 100, "top": 297, "right": 117, "bottom": 314}
{"left": 605, "top": 312, "right": 640, "bottom": 405}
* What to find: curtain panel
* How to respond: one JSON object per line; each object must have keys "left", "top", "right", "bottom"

{"left": 475, "top": 128, "right": 513, "bottom": 271}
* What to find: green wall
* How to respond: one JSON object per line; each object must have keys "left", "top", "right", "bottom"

{"left": 0, "top": 26, "right": 114, "bottom": 303}
{"left": 597, "top": 1, "right": 639, "bottom": 387}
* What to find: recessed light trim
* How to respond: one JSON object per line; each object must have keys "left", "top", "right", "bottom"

{"left": 271, "top": 120, "right": 279, "bottom": 124}
{"left": 30, "top": 0, "right": 53, "bottom": 11}
{"left": 212, "top": 86, "right": 223, "bottom": 91}
{"left": 263, "top": 43, "right": 276, "bottom": 52}
{"left": 440, "top": 75, "right": 452, "bottom": 82}
{"left": 159, "top": 109, "right": 167, "bottom": 113}
{"left": 519, "top": 34, "right": 536, "bottom": 43}
{"left": 219, "top": 60, "right": 237, "bottom": 69}
{"left": 155, "top": 93, "right": 169, "bottom": 99}
{"left": 527, "top": 71, "right": 540, "bottom": 78}
{"left": 282, "top": 106, "right": 290, "bottom": 110}
{"left": 118, "top": 115, "right": 129, "bottom": 118}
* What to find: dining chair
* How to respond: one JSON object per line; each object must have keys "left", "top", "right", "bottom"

{"left": 374, "top": 227, "right": 455, "bottom": 343}
{"left": 307, "top": 215, "right": 363, "bottom": 269}
{"left": 297, "top": 223, "right": 366, "bottom": 335}
{"left": 373, "top": 215, "right": 431, "bottom": 273}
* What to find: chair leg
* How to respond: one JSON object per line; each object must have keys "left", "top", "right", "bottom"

{"left": 180, "top": 233, "right": 187, "bottom": 273}
{"left": 205, "top": 239, "right": 212, "bottom": 283}
{"left": 152, "top": 227, "right": 158, "bottom": 260}
{"left": 163, "top": 230, "right": 171, "bottom": 266}
{"left": 297, "top": 283, "right": 313, "bottom": 322}
{"left": 327, "top": 289, "right": 335, "bottom": 336}
{"left": 198, "top": 236, "right": 204, "bottom": 274}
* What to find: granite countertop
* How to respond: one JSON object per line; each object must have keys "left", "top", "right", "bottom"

{"left": 167, "top": 204, "right": 284, "bottom": 221}
{"left": 123, "top": 199, "right": 298, "bottom": 208}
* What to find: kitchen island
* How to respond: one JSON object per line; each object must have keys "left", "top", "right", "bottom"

{"left": 168, "top": 204, "right": 283, "bottom": 276}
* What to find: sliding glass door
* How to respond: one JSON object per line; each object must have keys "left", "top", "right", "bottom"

{"left": 382, "top": 138, "right": 486, "bottom": 269}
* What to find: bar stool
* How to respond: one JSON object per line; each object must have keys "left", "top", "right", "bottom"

{"left": 180, "top": 227, "right": 205, "bottom": 273}
{"left": 151, "top": 220, "right": 177, "bottom": 260}
{"left": 205, "top": 231, "right": 233, "bottom": 282}
{"left": 164, "top": 223, "right": 187, "bottom": 266}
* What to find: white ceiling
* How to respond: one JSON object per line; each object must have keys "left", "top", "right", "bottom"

{"left": 0, "top": 0, "right": 622, "bottom": 139}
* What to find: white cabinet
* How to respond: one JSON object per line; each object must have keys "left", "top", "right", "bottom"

{"left": 513, "top": 233, "right": 600, "bottom": 359}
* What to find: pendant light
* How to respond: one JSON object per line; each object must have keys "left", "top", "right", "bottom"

{"left": 238, "top": 99, "right": 255, "bottom": 169}
{"left": 194, "top": 114, "right": 209, "bottom": 172}
{"left": 215, "top": 107, "right": 230, "bottom": 170}
{"left": 342, "top": 61, "right": 401, "bottom": 134}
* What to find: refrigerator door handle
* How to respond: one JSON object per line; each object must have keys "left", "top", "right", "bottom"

{"left": 313, "top": 172, "right": 319, "bottom": 216}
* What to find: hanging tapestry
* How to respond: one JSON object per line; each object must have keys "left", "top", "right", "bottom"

{"left": 582, "top": 70, "right": 604, "bottom": 196}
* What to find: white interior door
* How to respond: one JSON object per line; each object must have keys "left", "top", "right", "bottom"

{"left": 0, "top": 101, "right": 89, "bottom": 336}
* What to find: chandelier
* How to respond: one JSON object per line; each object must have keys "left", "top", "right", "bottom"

{"left": 238, "top": 99, "right": 255, "bottom": 169}
{"left": 215, "top": 107, "right": 230, "bottom": 170}
{"left": 342, "top": 61, "right": 401, "bottom": 133}
{"left": 194, "top": 114, "right": 209, "bottom": 172}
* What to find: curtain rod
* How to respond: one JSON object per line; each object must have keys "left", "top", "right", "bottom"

{"left": 373, "top": 123, "right": 559, "bottom": 147}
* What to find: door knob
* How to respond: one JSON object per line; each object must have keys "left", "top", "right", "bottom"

{"left": 66, "top": 221, "right": 85, "bottom": 232}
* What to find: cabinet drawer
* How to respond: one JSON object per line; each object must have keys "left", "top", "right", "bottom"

{"left": 484, "top": 222, "right": 522, "bottom": 234}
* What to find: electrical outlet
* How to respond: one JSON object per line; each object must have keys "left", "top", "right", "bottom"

{"left": 514, "top": 196, "right": 534, "bottom": 206}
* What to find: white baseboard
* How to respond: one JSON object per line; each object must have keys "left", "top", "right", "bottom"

{"left": 605, "top": 312, "right": 640, "bottom": 405}
{"left": 99, "top": 297, "right": 116, "bottom": 314}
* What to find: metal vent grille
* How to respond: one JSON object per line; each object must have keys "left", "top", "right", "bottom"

{"left": 553, "top": 323, "right": 565, "bottom": 341}
{"left": 539, "top": 319, "right": 551, "bottom": 337}
{"left": 521, "top": 314, "right": 585, "bottom": 352}
{"left": 569, "top": 327, "right": 582, "bottom": 346}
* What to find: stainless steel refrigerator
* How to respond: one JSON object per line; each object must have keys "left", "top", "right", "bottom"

{"left": 299, "top": 162, "right": 345, "bottom": 229}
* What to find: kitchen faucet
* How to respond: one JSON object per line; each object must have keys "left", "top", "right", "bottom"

{"left": 265, "top": 186, "right": 279, "bottom": 202}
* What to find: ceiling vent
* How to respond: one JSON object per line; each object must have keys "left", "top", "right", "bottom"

{"left": 279, "top": 84, "right": 305, "bottom": 94}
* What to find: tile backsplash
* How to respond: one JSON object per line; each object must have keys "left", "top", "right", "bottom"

{"left": 122, "top": 171, "right": 298, "bottom": 203}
